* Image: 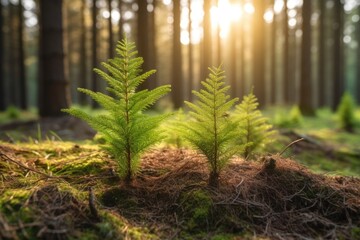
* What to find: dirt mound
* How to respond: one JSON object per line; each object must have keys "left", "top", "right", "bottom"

{"left": 101, "top": 149, "right": 360, "bottom": 239}
{"left": 1, "top": 145, "right": 359, "bottom": 239}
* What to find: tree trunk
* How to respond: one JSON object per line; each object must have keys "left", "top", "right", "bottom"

{"left": 108, "top": 0, "right": 114, "bottom": 59}
{"left": 38, "top": 0, "right": 70, "bottom": 117}
{"left": 270, "top": 0, "right": 276, "bottom": 104}
{"left": 172, "top": 0, "right": 183, "bottom": 108}
{"left": 252, "top": 0, "right": 266, "bottom": 107}
{"left": 18, "top": 0, "right": 27, "bottom": 110}
{"left": 0, "top": 1, "right": 4, "bottom": 110}
{"left": 137, "top": 0, "right": 151, "bottom": 90}
{"left": 299, "top": 0, "right": 314, "bottom": 115}
{"left": 332, "top": 0, "right": 344, "bottom": 110}
{"left": 201, "top": 0, "right": 211, "bottom": 81}
{"left": 318, "top": 0, "right": 326, "bottom": 107}
{"left": 9, "top": 3, "right": 18, "bottom": 107}
{"left": 118, "top": 0, "right": 123, "bottom": 39}
{"left": 187, "top": 0, "right": 193, "bottom": 101}
{"left": 230, "top": 21, "right": 237, "bottom": 98}
{"left": 148, "top": 0, "right": 157, "bottom": 89}
{"left": 91, "top": 0, "right": 98, "bottom": 108}
{"left": 357, "top": 5, "right": 360, "bottom": 104}
{"left": 79, "top": 0, "right": 88, "bottom": 105}
{"left": 283, "top": 0, "right": 290, "bottom": 104}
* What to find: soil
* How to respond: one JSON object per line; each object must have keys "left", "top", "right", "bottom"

{"left": 0, "top": 118, "right": 359, "bottom": 239}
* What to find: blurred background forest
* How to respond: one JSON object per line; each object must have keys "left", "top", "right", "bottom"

{"left": 0, "top": 0, "right": 359, "bottom": 117}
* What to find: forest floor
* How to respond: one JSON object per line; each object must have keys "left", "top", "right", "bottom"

{"left": 0, "top": 110, "right": 360, "bottom": 239}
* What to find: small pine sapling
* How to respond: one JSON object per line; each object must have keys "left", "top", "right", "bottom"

{"left": 182, "top": 66, "right": 239, "bottom": 187}
{"left": 63, "top": 39, "right": 171, "bottom": 183}
{"left": 234, "top": 90, "right": 276, "bottom": 160}
{"left": 336, "top": 92, "right": 356, "bottom": 132}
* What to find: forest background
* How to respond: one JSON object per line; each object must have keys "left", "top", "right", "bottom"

{"left": 0, "top": 0, "right": 360, "bottom": 116}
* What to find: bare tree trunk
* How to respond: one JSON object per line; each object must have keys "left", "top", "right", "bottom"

{"left": 230, "top": 21, "right": 237, "bottom": 98}
{"left": 252, "top": 0, "right": 266, "bottom": 106}
{"left": 18, "top": 0, "right": 27, "bottom": 110}
{"left": 172, "top": 0, "right": 183, "bottom": 108}
{"left": 270, "top": 0, "right": 276, "bottom": 104}
{"left": 0, "top": 1, "right": 4, "bottom": 110}
{"left": 108, "top": 0, "right": 114, "bottom": 58}
{"left": 201, "top": 0, "right": 211, "bottom": 81}
{"left": 187, "top": 0, "right": 193, "bottom": 101}
{"left": 118, "top": 0, "right": 123, "bottom": 39}
{"left": 148, "top": 0, "right": 157, "bottom": 89}
{"left": 38, "top": 0, "right": 70, "bottom": 117}
{"left": 283, "top": 0, "right": 290, "bottom": 104}
{"left": 332, "top": 0, "right": 344, "bottom": 110}
{"left": 79, "top": 0, "right": 88, "bottom": 105}
{"left": 299, "top": 0, "right": 314, "bottom": 115}
{"left": 357, "top": 5, "right": 360, "bottom": 104}
{"left": 91, "top": 0, "right": 98, "bottom": 108}
{"left": 9, "top": 3, "right": 18, "bottom": 107}
{"left": 137, "top": 0, "right": 152, "bottom": 90}
{"left": 318, "top": 0, "right": 326, "bottom": 107}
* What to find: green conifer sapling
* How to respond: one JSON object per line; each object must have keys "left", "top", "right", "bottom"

{"left": 337, "top": 92, "right": 356, "bottom": 132}
{"left": 182, "top": 66, "right": 239, "bottom": 187}
{"left": 63, "top": 39, "right": 171, "bottom": 183}
{"left": 234, "top": 90, "right": 276, "bottom": 159}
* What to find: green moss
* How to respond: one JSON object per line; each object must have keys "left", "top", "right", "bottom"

{"left": 180, "top": 189, "right": 213, "bottom": 231}
{"left": 98, "top": 211, "right": 158, "bottom": 240}
{"left": 0, "top": 189, "right": 31, "bottom": 213}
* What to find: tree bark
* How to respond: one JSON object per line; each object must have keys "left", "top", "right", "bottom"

{"left": 172, "top": 0, "right": 183, "bottom": 108}
{"left": 332, "top": 0, "right": 344, "bottom": 110}
{"left": 18, "top": 0, "right": 27, "bottom": 110}
{"left": 0, "top": 1, "right": 4, "bottom": 110}
{"left": 357, "top": 5, "right": 360, "bottom": 104}
{"left": 299, "top": 0, "right": 314, "bottom": 115}
{"left": 252, "top": 0, "right": 266, "bottom": 106}
{"left": 283, "top": 0, "right": 290, "bottom": 104}
{"left": 79, "top": 0, "right": 88, "bottom": 105}
{"left": 38, "top": 0, "right": 70, "bottom": 117}
{"left": 91, "top": 0, "right": 98, "bottom": 108}
{"left": 137, "top": 0, "right": 151, "bottom": 90}
{"left": 270, "top": 0, "right": 276, "bottom": 104}
{"left": 118, "top": 0, "right": 123, "bottom": 39}
{"left": 187, "top": 0, "right": 193, "bottom": 101}
{"left": 201, "top": 0, "right": 212, "bottom": 81}
{"left": 108, "top": 0, "right": 114, "bottom": 59}
{"left": 318, "top": 0, "right": 326, "bottom": 107}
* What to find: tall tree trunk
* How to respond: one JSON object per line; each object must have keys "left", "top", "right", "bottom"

{"left": 283, "top": 0, "right": 290, "bottom": 104}
{"left": 9, "top": 3, "right": 18, "bottom": 107}
{"left": 118, "top": 0, "right": 123, "bottom": 39}
{"left": 201, "top": 0, "right": 211, "bottom": 81}
{"left": 230, "top": 21, "right": 237, "bottom": 98}
{"left": 332, "top": 0, "right": 344, "bottom": 110}
{"left": 18, "top": 0, "right": 27, "bottom": 110}
{"left": 38, "top": 0, "right": 70, "bottom": 117}
{"left": 79, "top": 0, "right": 88, "bottom": 105}
{"left": 270, "top": 0, "right": 276, "bottom": 104}
{"left": 299, "top": 0, "right": 314, "bottom": 115}
{"left": 188, "top": 0, "right": 193, "bottom": 101}
{"left": 137, "top": 0, "right": 152, "bottom": 90}
{"left": 318, "top": 0, "right": 326, "bottom": 107}
{"left": 172, "top": 0, "right": 183, "bottom": 108}
{"left": 148, "top": 0, "right": 157, "bottom": 89}
{"left": 108, "top": 0, "right": 114, "bottom": 58}
{"left": 252, "top": 0, "right": 266, "bottom": 106}
{"left": 0, "top": 1, "right": 4, "bottom": 110}
{"left": 91, "top": 0, "right": 98, "bottom": 108}
{"left": 239, "top": 0, "right": 245, "bottom": 97}
{"left": 357, "top": 5, "right": 360, "bottom": 104}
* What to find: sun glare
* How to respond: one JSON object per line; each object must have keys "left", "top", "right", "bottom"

{"left": 180, "top": 1, "right": 257, "bottom": 45}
